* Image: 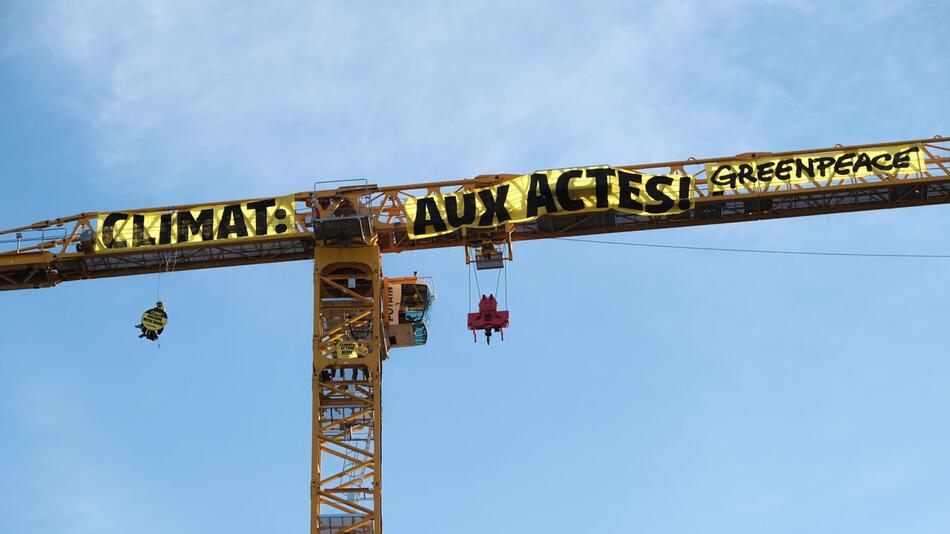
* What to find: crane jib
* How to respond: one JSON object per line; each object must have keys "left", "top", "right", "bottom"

{"left": 405, "top": 143, "right": 932, "bottom": 240}
{"left": 0, "top": 136, "right": 944, "bottom": 275}
{"left": 405, "top": 166, "right": 695, "bottom": 239}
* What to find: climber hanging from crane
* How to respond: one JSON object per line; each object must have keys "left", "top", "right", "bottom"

{"left": 135, "top": 301, "right": 168, "bottom": 341}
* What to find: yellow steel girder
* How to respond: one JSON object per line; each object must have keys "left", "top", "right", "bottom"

{"left": 312, "top": 245, "right": 385, "bottom": 534}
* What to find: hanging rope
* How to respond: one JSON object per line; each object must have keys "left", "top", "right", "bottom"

{"left": 503, "top": 260, "right": 508, "bottom": 308}
{"left": 155, "top": 248, "right": 180, "bottom": 300}
{"left": 471, "top": 259, "right": 482, "bottom": 296}
{"left": 493, "top": 265, "right": 502, "bottom": 296}
{"left": 555, "top": 237, "right": 950, "bottom": 259}
{"left": 154, "top": 211, "right": 181, "bottom": 301}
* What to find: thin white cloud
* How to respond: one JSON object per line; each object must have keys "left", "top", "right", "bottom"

{"left": 25, "top": 0, "right": 811, "bottom": 201}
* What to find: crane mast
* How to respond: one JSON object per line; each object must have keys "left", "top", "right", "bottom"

{"left": 312, "top": 245, "right": 386, "bottom": 533}
{"left": 1, "top": 136, "right": 948, "bottom": 533}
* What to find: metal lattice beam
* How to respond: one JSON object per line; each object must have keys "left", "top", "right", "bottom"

{"left": 312, "top": 245, "right": 384, "bottom": 534}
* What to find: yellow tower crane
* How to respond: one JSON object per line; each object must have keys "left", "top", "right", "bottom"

{"left": 1, "top": 136, "right": 948, "bottom": 533}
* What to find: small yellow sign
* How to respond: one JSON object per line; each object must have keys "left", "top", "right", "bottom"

{"left": 335, "top": 341, "right": 361, "bottom": 359}
{"left": 141, "top": 308, "right": 168, "bottom": 331}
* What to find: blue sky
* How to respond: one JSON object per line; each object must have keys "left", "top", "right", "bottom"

{"left": 1, "top": 1, "right": 949, "bottom": 533}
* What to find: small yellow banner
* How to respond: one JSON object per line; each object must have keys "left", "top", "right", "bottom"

{"left": 406, "top": 166, "right": 695, "bottom": 239}
{"left": 96, "top": 195, "right": 299, "bottom": 251}
{"left": 336, "top": 340, "right": 363, "bottom": 359}
{"left": 140, "top": 308, "right": 168, "bottom": 331}
{"left": 705, "top": 144, "right": 926, "bottom": 193}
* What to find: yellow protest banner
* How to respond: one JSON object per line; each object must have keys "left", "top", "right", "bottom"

{"left": 96, "top": 195, "right": 299, "bottom": 251}
{"left": 405, "top": 166, "right": 695, "bottom": 239}
{"left": 705, "top": 144, "right": 926, "bottom": 193}
{"left": 335, "top": 340, "right": 361, "bottom": 359}
{"left": 140, "top": 307, "right": 168, "bottom": 331}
